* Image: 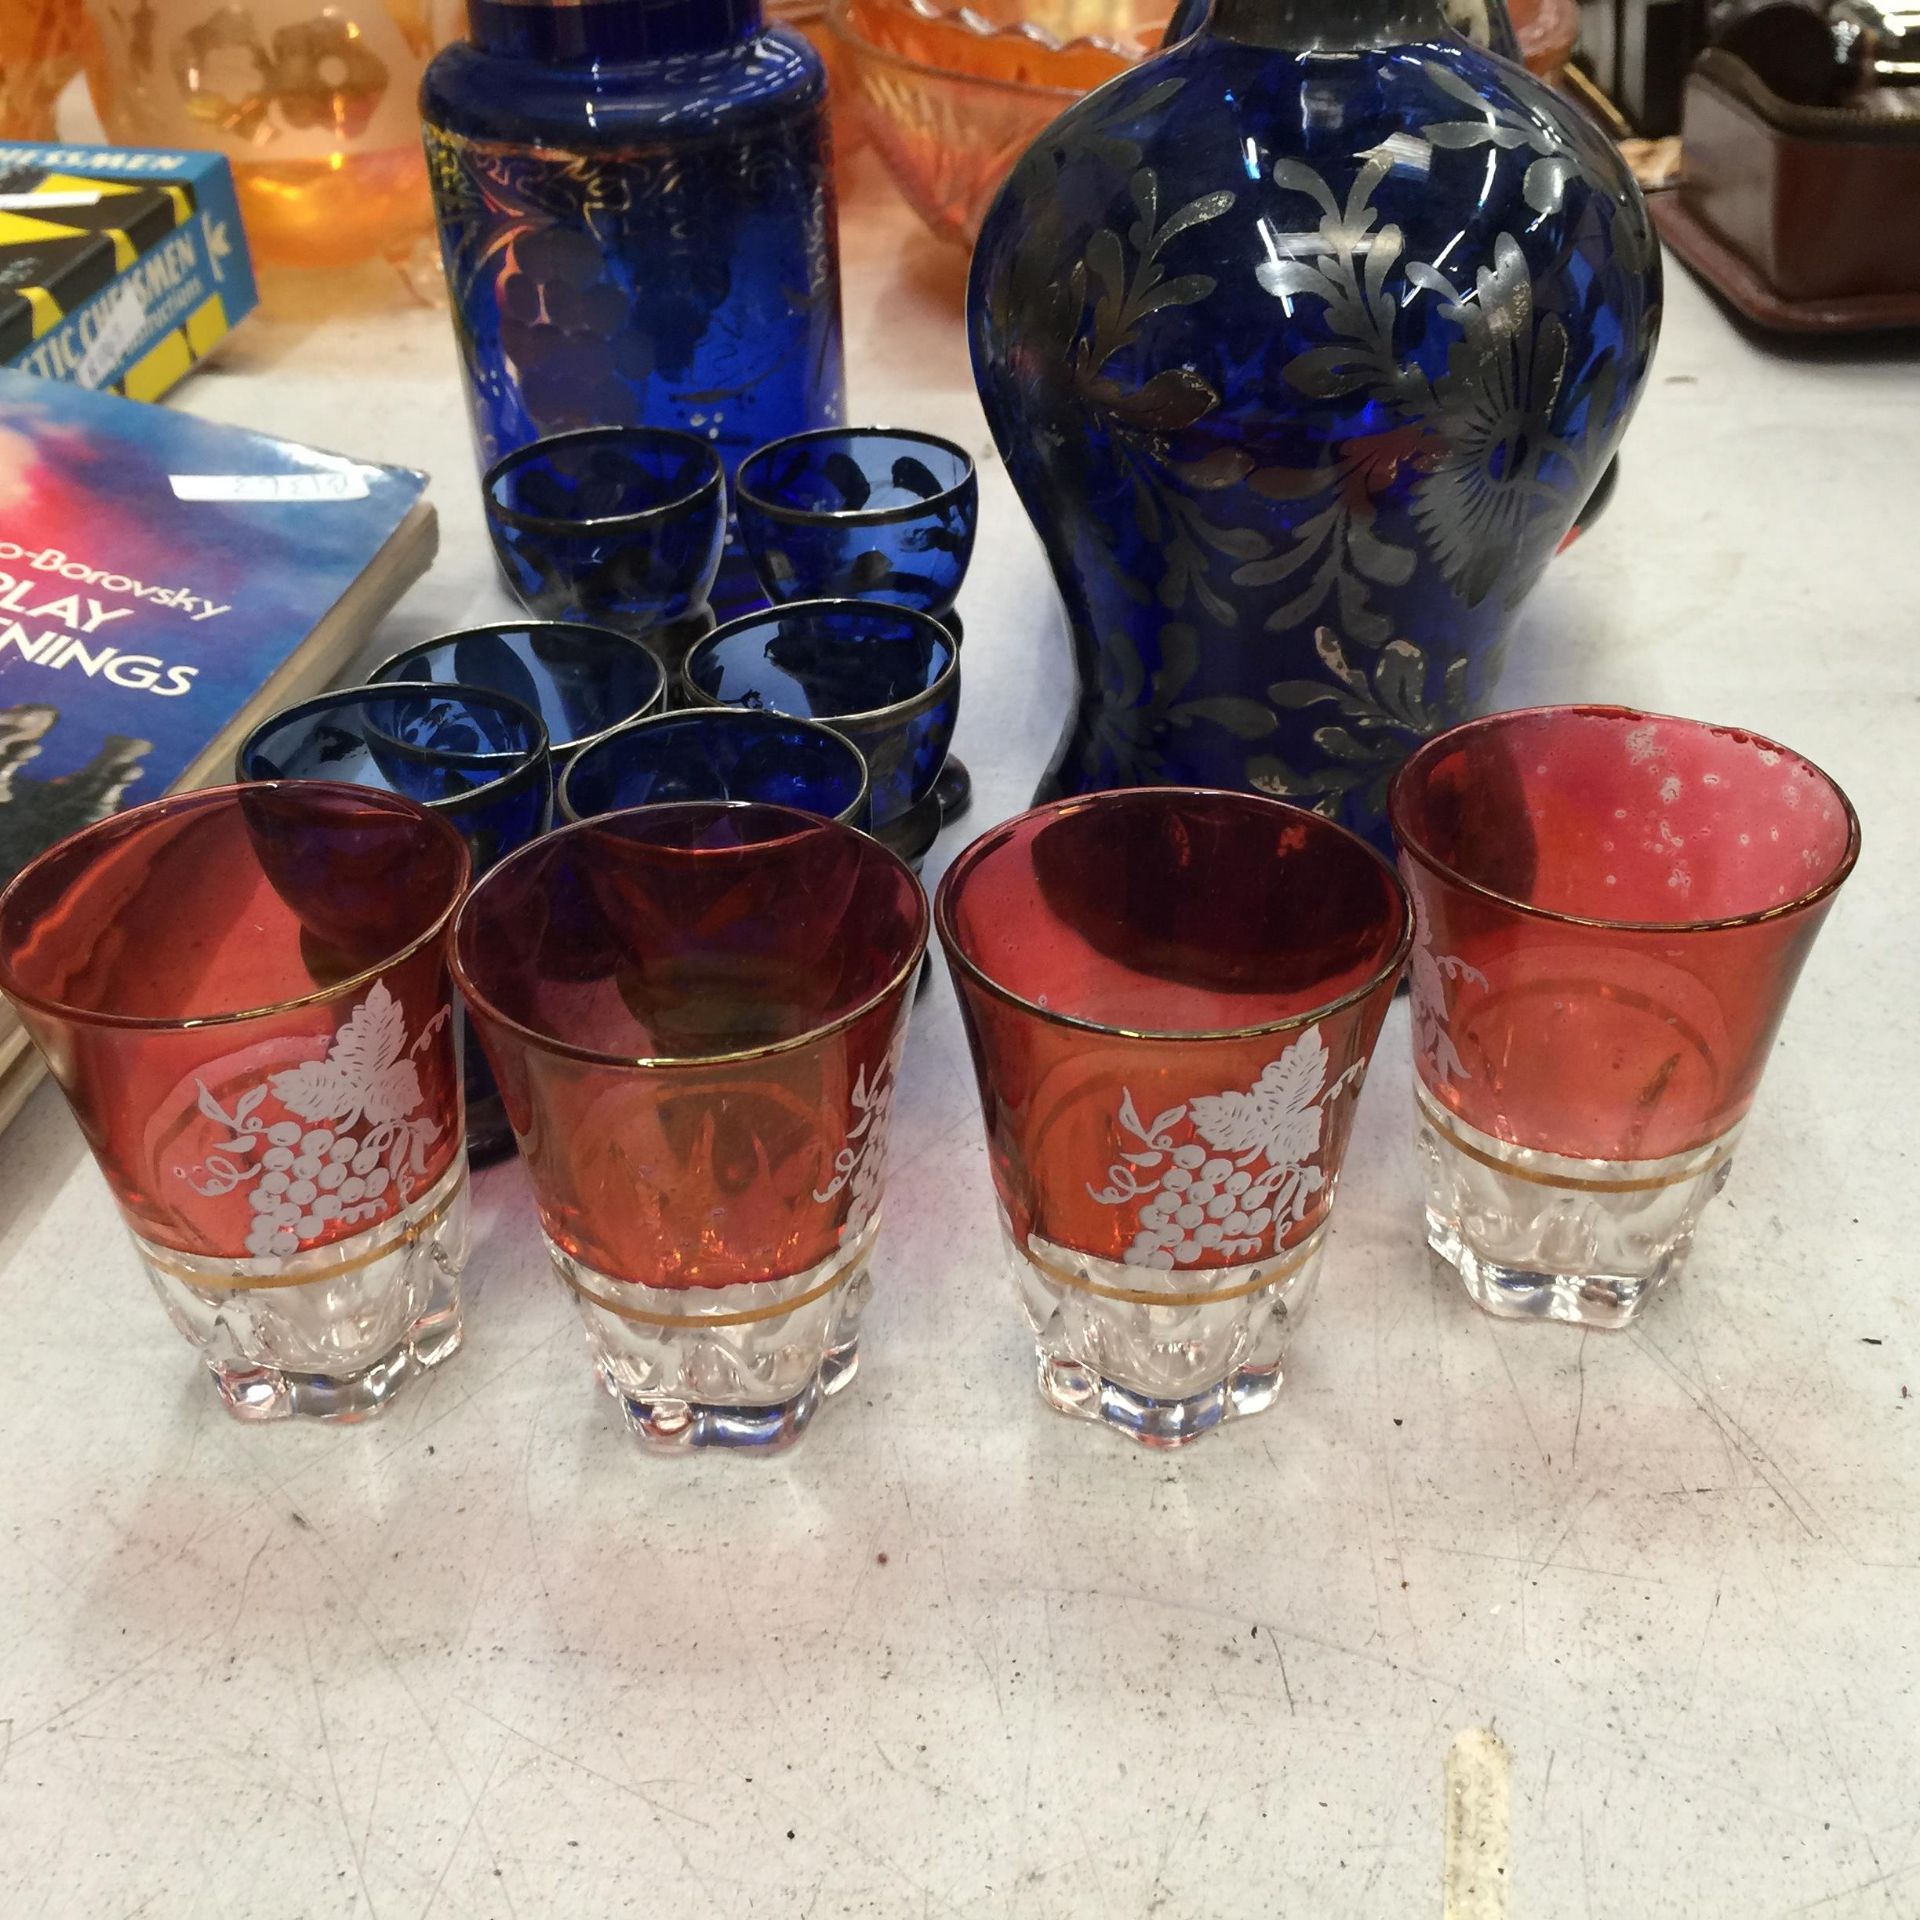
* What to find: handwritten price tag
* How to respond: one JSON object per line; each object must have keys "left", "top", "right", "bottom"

{"left": 168, "top": 470, "right": 374, "bottom": 504}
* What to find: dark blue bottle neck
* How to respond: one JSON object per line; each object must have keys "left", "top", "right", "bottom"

{"left": 465, "top": 0, "right": 765, "bottom": 61}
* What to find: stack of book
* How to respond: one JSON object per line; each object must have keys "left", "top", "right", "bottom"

{"left": 0, "top": 368, "right": 438, "bottom": 1131}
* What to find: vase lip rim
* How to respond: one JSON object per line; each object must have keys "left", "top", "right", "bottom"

{"left": 933, "top": 784, "right": 1414, "bottom": 1043}
{"left": 1387, "top": 702, "right": 1864, "bottom": 935}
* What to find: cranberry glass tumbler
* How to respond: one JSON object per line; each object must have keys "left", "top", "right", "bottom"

{"left": 937, "top": 791, "right": 1411, "bottom": 1447}
{"left": 454, "top": 802, "right": 928, "bottom": 1453}
{"left": 1390, "top": 707, "right": 1860, "bottom": 1328}
{"left": 0, "top": 784, "right": 472, "bottom": 1421}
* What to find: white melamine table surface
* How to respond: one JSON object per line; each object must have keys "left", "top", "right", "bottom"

{"left": 2, "top": 160, "right": 1917, "bottom": 1920}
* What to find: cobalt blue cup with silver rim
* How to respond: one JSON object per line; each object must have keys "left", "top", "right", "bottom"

{"left": 734, "top": 426, "right": 977, "bottom": 619}
{"left": 483, "top": 426, "right": 727, "bottom": 634}
{"left": 680, "top": 600, "right": 959, "bottom": 838}
{"left": 557, "top": 707, "right": 872, "bottom": 830}
{"left": 370, "top": 620, "right": 667, "bottom": 765}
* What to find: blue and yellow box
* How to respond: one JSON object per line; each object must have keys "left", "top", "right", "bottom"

{"left": 0, "top": 143, "right": 258, "bottom": 403}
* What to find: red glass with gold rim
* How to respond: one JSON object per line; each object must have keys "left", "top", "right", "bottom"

{"left": 453, "top": 800, "right": 928, "bottom": 1453}
{"left": 1389, "top": 705, "right": 1861, "bottom": 1328}
{"left": 936, "top": 788, "right": 1411, "bottom": 1448}
{"left": 0, "top": 783, "right": 472, "bottom": 1421}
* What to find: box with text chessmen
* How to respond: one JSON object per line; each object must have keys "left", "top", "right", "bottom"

{"left": 0, "top": 143, "right": 258, "bottom": 403}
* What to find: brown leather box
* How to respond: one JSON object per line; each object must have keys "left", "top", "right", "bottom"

{"left": 1656, "top": 47, "right": 1920, "bottom": 329}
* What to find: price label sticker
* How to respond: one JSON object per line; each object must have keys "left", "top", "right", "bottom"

{"left": 168, "top": 470, "right": 375, "bottom": 504}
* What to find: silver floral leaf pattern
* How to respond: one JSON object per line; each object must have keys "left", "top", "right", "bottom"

{"left": 1404, "top": 233, "right": 1571, "bottom": 607}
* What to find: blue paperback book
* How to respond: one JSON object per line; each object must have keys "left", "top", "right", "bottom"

{"left": 0, "top": 368, "right": 437, "bottom": 1117}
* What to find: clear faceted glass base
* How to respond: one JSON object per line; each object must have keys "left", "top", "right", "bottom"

{"left": 1417, "top": 1081, "right": 1740, "bottom": 1329}
{"left": 552, "top": 1214, "right": 878, "bottom": 1455}
{"left": 134, "top": 1158, "right": 471, "bottom": 1422}
{"left": 1007, "top": 1215, "right": 1326, "bottom": 1449}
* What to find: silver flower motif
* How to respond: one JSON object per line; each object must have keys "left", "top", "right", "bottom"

{"left": 1407, "top": 233, "right": 1570, "bottom": 607}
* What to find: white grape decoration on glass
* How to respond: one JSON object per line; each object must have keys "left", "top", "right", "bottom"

{"left": 1088, "top": 1025, "right": 1365, "bottom": 1270}
{"left": 175, "top": 981, "right": 452, "bottom": 1264}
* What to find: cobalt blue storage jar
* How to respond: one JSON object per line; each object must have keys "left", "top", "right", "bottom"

{"left": 968, "top": 0, "right": 1659, "bottom": 851}
{"left": 422, "top": 0, "right": 848, "bottom": 613}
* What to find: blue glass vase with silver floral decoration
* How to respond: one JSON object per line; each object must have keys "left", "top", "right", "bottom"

{"left": 422, "top": 0, "right": 847, "bottom": 617}
{"left": 969, "top": 0, "right": 1658, "bottom": 850}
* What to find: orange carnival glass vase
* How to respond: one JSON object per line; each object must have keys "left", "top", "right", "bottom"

{"left": 80, "top": 0, "right": 456, "bottom": 267}
{"left": 1, "top": 0, "right": 85, "bottom": 139}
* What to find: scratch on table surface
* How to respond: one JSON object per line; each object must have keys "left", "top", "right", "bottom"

{"left": 1749, "top": 1547, "right": 1893, "bottom": 1893}
{"left": 344, "top": 1324, "right": 568, "bottom": 1484}
{"left": 360, "top": 1739, "right": 391, "bottom": 1894}
{"left": 226, "top": 1532, "right": 274, "bottom": 1634}
{"left": 1630, "top": 1329, "right": 1824, "bottom": 1540}
{"left": 1504, "top": 1488, "right": 1606, "bottom": 1600}
{"left": 300, "top": 1595, "right": 378, "bottom": 1920}
{"left": 1379, "top": 1431, "right": 1415, "bottom": 1637}
{"left": 475, "top": 1705, "right": 942, "bottom": 1913}
{"left": 1683, "top": 1583, "right": 1723, "bottom": 1709}
{"left": 1570, "top": 1330, "right": 1590, "bottom": 1471}
{"left": 1486, "top": 1320, "right": 1551, "bottom": 1471}
{"left": 1364, "top": 1682, "right": 1467, "bottom": 1896}
{"left": 12, "top": 1623, "right": 200, "bottom": 1748}
{"left": 1577, "top": 1772, "right": 1598, "bottom": 1918}
{"left": 1774, "top": 1866, "right": 1911, "bottom": 1916}
{"left": 288, "top": 1508, "right": 516, "bottom": 1894}
{"left": 416, "top": 1738, "right": 508, "bottom": 1919}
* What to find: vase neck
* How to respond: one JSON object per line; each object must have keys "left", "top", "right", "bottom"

{"left": 1207, "top": 0, "right": 1458, "bottom": 49}
{"left": 465, "top": 0, "right": 765, "bottom": 61}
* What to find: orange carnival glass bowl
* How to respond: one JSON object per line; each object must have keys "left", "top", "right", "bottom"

{"left": 771, "top": 0, "right": 868, "bottom": 157}
{"left": 826, "top": 0, "right": 1169, "bottom": 248}
{"left": 0, "top": 0, "right": 84, "bottom": 139}
{"left": 80, "top": 0, "right": 458, "bottom": 269}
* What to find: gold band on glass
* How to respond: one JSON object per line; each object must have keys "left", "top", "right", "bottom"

{"left": 1025, "top": 1229, "right": 1321, "bottom": 1310}
{"left": 142, "top": 1173, "right": 464, "bottom": 1293}
{"left": 1420, "top": 1100, "right": 1732, "bottom": 1196}
{"left": 558, "top": 1257, "right": 853, "bottom": 1329}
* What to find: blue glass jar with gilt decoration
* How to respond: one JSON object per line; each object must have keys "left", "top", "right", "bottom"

{"left": 422, "top": 0, "right": 847, "bottom": 616}
{"left": 969, "top": 0, "right": 1658, "bottom": 852}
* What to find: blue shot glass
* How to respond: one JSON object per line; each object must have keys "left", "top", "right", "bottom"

{"left": 681, "top": 600, "right": 958, "bottom": 864}
{"left": 738, "top": 427, "right": 977, "bottom": 825}
{"left": 483, "top": 427, "right": 728, "bottom": 669}
{"left": 558, "top": 708, "right": 872, "bottom": 830}
{"left": 235, "top": 683, "right": 553, "bottom": 1166}
{"left": 371, "top": 621, "right": 667, "bottom": 767}
{"left": 734, "top": 426, "right": 977, "bottom": 619}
